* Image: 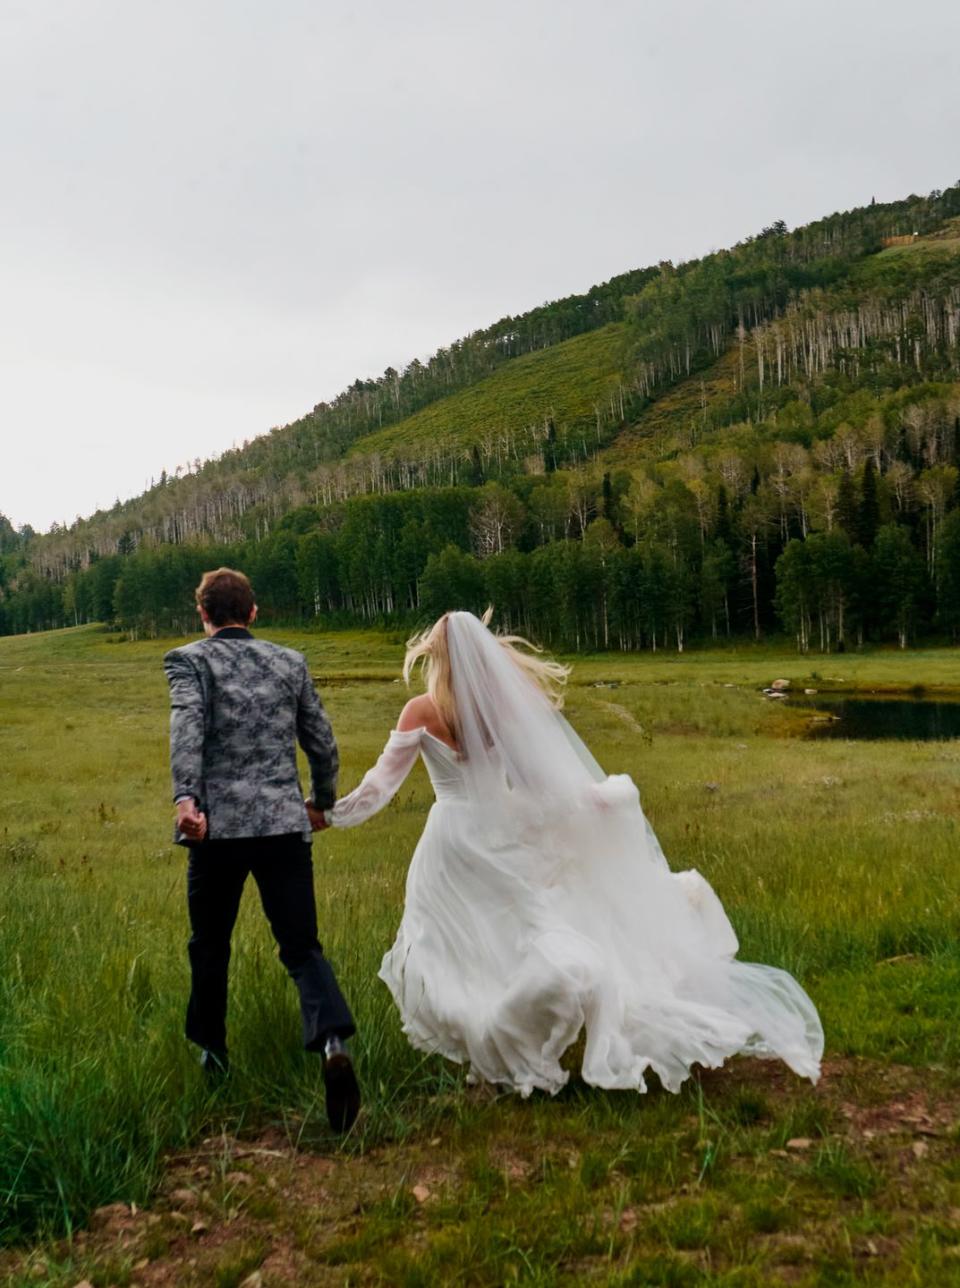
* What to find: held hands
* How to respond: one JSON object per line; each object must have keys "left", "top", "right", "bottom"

{"left": 305, "top": 800, "right": 330, "bottom": 831}
{"left": 176, "top": 798, "right": 208, "bottom": 842}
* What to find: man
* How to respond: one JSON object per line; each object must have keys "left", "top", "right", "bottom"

{"left": 163, "top": 567, "right": 359, "bottom": 1132}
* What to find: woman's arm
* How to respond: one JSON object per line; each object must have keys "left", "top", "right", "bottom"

{"left": 325, "top": 727, "right": 423, "bottom": 828}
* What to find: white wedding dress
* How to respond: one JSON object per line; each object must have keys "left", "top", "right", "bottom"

{"left": 329, "top": 614, "right": 823, "bottom": 1097}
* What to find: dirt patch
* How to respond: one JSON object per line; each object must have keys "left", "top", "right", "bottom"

{"left": 3, "top": 1058, "right": 959, "bottom": 1286}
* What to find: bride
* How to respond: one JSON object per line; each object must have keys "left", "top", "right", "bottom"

{"left": 324, "top": 610, "right": 823, "bottom": 1097}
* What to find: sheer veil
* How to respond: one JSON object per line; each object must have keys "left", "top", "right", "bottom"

{"left": 445, "top": 610, "right": 605, "bottom": 818}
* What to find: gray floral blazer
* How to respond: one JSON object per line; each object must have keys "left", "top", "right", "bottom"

{"left": 163, "top": 628, "right": 338, "bottom": 844}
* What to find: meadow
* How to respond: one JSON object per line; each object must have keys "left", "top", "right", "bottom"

{"left": 0, "top": 624, "right": 958, "bottom": 1286}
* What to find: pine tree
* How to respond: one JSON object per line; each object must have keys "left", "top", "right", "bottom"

{"left": 872, "top": 524, "right": 928, "bottom": 648}
{"left": 936, "top": 510, "right": 960, "bottom": 638}
{"left": 774, "top": 539, "right": 813, "bottom": 652}
{"left": 544, "top": 419, "right": 558, "bottom": 474}
{"left": 715, "top": 484, "right": 733, "bottom": 545}
{"left": 858, "top": 459, "right": 880, "bottom": 547}
{"left": 465, "top": 444, "right": 485, "bottom": 487}
{"left": 837, "top": 471, "right": 859, "bottom": 541}
{"left": 601, "top": 472, "right": 613, "bottom": 520}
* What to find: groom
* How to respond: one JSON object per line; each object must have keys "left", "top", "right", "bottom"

{"left": 163, "top": 567, "right": 359, "bottom": 1132}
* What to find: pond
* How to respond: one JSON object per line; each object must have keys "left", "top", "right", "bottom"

{"left": 792, "top": 694, "right": 960, "bottom": 741}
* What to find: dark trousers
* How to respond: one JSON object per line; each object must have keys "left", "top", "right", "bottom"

{"left": 185, "top": 833, "right": 355, "bottom": 1054}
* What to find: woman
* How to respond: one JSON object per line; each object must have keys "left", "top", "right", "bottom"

{"left": 326, "top": 610, "right": 822, "bottom": 1097}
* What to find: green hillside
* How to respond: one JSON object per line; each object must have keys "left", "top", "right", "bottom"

{"left": 4, "top": 183, "right": 960, "bottom": 651}
{"left": 601, "top": 347, "right": 742, "bottom": 468}
{"left": 343, "top": 323, "right": 626, "bottom": 461}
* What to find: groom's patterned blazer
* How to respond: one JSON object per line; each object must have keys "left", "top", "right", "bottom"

{"left": 163, "top": 628, "right": 338, "bottom": 844}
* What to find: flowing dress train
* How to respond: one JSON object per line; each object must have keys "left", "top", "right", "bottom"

{"left": 330, "top": 725, "right": 823, "bottom": 1097}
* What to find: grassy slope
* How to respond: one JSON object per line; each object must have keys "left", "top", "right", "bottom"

{"left": 334, "top": 227, "right": 960, "bottom": 479}
{"left": 342, "top": 324, "right": 627, "bottom": 460}
{"left": 600, "top": 348, "right": 742, "bottom": 471}
{"left": 334, "top": 317, "right": 741, "bottom": 477}
{"left": 875, "top": 214, "right": 960, "bottom": 259}
{"left": 1, "top": 626, "right": 959, "bottom": 1284}
{"left": 329, "top": 312, "right": 743, "bottom": 482}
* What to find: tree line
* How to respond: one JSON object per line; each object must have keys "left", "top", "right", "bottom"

{"left": 4, "top": 375, "right": 960, "bottom": 651}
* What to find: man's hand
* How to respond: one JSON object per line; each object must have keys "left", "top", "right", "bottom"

{"left": 176, "top": 798, "right": 208, "bottom": 842}
{"left": 306, "top": 800, "right": 330, "bottom": 831}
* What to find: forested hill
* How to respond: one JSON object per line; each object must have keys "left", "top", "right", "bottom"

{"left": 4, "top": 182, "right": 960, "bottom": 652}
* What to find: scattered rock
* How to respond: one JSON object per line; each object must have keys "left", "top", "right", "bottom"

{"left": 411, "top": 1184, "right": 431, "bottom": 1204}
{"left": 786, "top": 1137, "right": 813, "bottom": 1150}
{"left": 498, "top": 1151, "right": 531, "bottom": 1181}
{"left": 169, "top": 1188, "right": 195, "bottom": 1207}
{"left": 879, "top": 809, "right": 940, "bottom": 824}
{"left": 89, "top": 1203, "right": 134, "bottom": 1233}
{"left": 190, "top": 1219, "right": 208, "bottom": 1236}
{"left": 762, "top": 689, "right": 787, "bottom": 699}
{"left": 912, "top": 1140, "right": 929, "bottom": 1159}
{"left": 804, "top": 687, "right": 818, "bottom": 694}
{"left": 770, "top": 678, "right": 791, "bottom": 691}
{"left": 775, "top": 1233, "right": 813, "bottom": 1257}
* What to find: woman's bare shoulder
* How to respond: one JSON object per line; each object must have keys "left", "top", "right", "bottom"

{"left": 397, "top": 693, "right": 437, "bottom": 732}
{"left": 397, "top": 695, "right": 458, "bottom": 749}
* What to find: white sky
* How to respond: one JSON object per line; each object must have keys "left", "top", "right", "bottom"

{"left": 2, "top": 0, "right": 958, "bottom": 533}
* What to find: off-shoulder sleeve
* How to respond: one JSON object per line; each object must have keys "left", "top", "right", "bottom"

{"left": 327, "top": 728, "right": 423, "bottom": 828}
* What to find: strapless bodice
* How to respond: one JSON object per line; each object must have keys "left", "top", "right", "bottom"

{"left": 419, "top": 731, "right": 468, "bottom": 801}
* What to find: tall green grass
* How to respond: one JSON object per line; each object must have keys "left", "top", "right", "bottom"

{"left": 1, "top": 625, "right": 958, "bottom": 1244}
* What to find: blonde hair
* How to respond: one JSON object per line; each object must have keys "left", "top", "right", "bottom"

{"left": 403, "top": 608, "right": 569, "bottom": 737}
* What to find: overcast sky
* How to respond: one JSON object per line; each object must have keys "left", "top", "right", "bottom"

{"left": 2, "top": 0, "right": 958, "bottom": 532}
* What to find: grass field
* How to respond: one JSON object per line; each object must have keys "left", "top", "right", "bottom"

{"left": 1, "top": 625, "right": 959, "bottom": 1285}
